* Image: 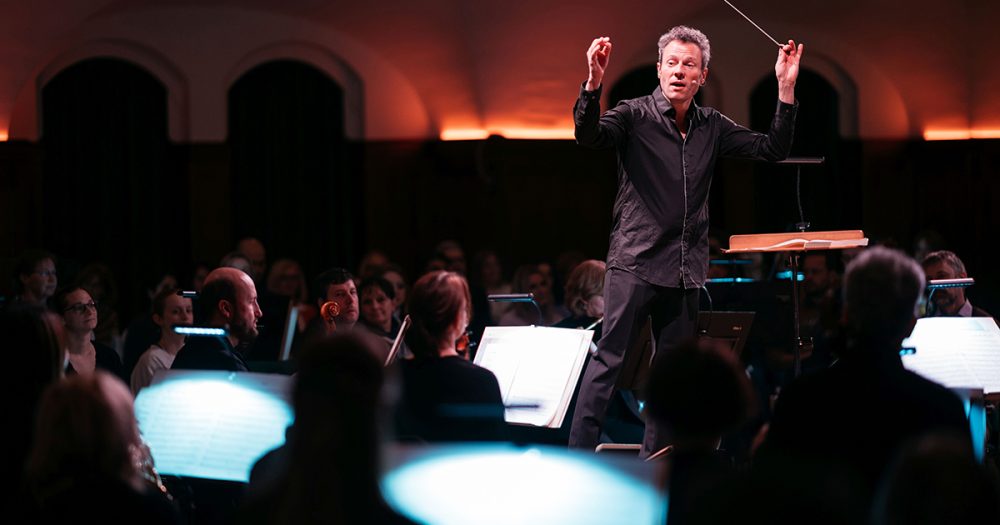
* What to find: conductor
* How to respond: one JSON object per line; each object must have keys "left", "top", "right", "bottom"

{"left": 569, "top": 26, "right": 803, "bottom": 455}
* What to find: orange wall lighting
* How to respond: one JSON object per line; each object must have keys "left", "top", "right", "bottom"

{"left": 923, "top": 128, "right": 1000, "bottom": 141}
{"left": 0, "top": 129, "right": 8, "bottom": 141}
{"left": 440, "top": 127, "right": 575, "bottom": 141}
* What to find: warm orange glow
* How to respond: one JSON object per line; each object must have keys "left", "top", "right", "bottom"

{"left": 0, "top": 129, "right": 8, "bottom": 141}
{"left": 440, "top": 127, "right": 576, "bottom": 141}
{"left": 440, "top": 128, "right": 490, "bottom": 141}
{"left": 971, "top": 129, "right": 1000, "bottom": 139}
{"left": 497, "top": 128, "right": 575, "bottom": 140}
{"left": 923, "top": 128, "right": 1000, "bottom": 141}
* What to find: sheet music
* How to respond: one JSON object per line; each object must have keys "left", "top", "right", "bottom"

{"left": 901, "top": 317, "right": 1000, "bottom": 394}
{"left": 134, "top": 370, "right": 294, "bottom": 482}
{"left": 475, "top": 327, "right": 593, "bottom": 427}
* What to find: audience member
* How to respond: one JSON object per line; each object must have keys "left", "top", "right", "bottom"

{"left": 434, "top": 239, "right": 467, "bottom": 275}
{"left": 10, "top": 249, "right": 58, "bottom": 309}
{"left": 54, "top": 286, "right": 125, "bottom": 381}
{"left": 131, "top": 288, "right": 193, "bottom": 395}
{"left": 754, "top": 247, "right": 971, "bottom": 523}
{"left": 74, "top": 262, "right": 123, "bottom": 351}
{"left": 220, "top": 251, "right": 253, "bottom": 276}
{"left": 122, "top": 270, "right": 180, "bottom": 378}
{"left": 171, "top": 267, "right": 260, "bottom": 371}
{"left": 359, "top": 275, "right": 399, "bottom": 340}
{"left": 921, "top": 250, "right": 991, "bottom": 317}
{"left": 380, "top": 264, "right": 409, "bottom": 320}
{"left": 265, "top": 257, "right": 316, "bottom": 334}
{"left": 472, "top": 249, "right": 512, "bottom": 324}
{"left": 357, "top": 249, "right": 391, "bottom": 281}
{"left": 395, "top": 271, "right": 507, "bottom": 442}
{"left": 499, "top": 264, "right": 567, "bottom": 326}
{"left": 236, "top": 237, "right": 268, "bottom": 285}
{"left": 645, "top": 338, "right": 756, "bottom": 525}
{"left": 24, "top": 372, "right": 179, "bottom": 523}
{"left": 554, "top": 259, "right": 606, "bottom": 336}
{"left": 240, "top": 335, "right": 417, "bottom": 524}
{"left": 189, "top": 261, "right": 211, "bottom": 293}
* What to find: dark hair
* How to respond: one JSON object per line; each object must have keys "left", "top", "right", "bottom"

{"left": 921, "top": 250, "right": 966, "bottom": 276}
{"left": 198, "top": 277, "right": 237, "bottom": 324}
{"left": 405, "top": 271, "right": 472, "bottom": 359}
{"left": 358, "top": 275, "right": 395, "bottom": 301}
{"left": 312, "top": 267, "right": 354, "bottom": 303}
{"left": 51, "top": 286, "right": 92, "bottom": 314}
{"left": 645, "top": 338, "right": 755, "bottom": 442}
{"left": 13, "top": 249, "right": 56, "bottom": 293}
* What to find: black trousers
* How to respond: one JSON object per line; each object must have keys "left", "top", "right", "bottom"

{"left": 568, "top": 268, "right": 699, "bottom": 456}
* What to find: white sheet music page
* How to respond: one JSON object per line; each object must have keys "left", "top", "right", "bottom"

{"left": 134, "top": 370, "right": 294, "bottom": 482}
{"left": 474, "top": 326, "right": 593, "bottom": 428}
{"left": 901, "top": 317, "right": 1000, "bottom": 394}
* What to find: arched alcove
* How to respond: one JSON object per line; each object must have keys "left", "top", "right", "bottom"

{"left": 228, "top": 59, "right": 358, "bottom": 276}
{"left": 41, "top": 57, "right": 189, "bottom": 315}
{"left": 748, "top": 68, "right": 861, "bottom": 233}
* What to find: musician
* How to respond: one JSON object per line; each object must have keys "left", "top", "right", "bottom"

{"left": 755, "top": 247, "right": 970, "bottom": 521}
{"left": 394, "top": 271, "right": 507, "bottom": 442}
{"left": 921, "top": 250, "right": 992, "bottom": 318}
{"left": 570, "top": 25, "right": 803, "bottom": 454}
{"left": 171, "top": 267, "right": 261, "bottom": 372}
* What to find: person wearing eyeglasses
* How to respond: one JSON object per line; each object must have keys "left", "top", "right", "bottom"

{"left": 10, "top": 249, "right": 58, "bottom": 309}
{"left": 52, "top": 286, "right": 125, "bottom": 381}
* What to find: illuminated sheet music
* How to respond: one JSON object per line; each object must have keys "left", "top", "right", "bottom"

{"left": 901, "top": 317, "right": 1000, "bottom": 394}
{"left": 134, "top": 370, "right": 294, "bottom": 482}
{"left": 474, "top": 326, "right": 593, "bottom": 428}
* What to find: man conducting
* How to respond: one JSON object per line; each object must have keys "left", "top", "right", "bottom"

{"left": 570, "top": 26, "right": 803, "bottom": 454}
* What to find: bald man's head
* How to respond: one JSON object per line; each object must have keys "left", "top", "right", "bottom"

{"left": 201, "top": 267, "right": 262, "bottom": 344}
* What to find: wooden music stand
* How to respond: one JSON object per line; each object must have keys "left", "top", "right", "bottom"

{"left": 723, "top": 230, "right": 869, "bottom": 376}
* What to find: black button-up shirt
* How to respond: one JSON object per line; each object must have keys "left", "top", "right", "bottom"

{"left": 574, "top": 84, "right": 797, "bottom": 288}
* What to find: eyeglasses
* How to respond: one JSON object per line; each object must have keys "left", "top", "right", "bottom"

{"left": 34, "top": 270, "right": 57, "bottom": 278}
{"left": 64, "top": 301, "right": 98, "bottom": 315}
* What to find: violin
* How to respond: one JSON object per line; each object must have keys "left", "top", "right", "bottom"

{"left": 320, "top": 301, "right": 341, "bottom": 334}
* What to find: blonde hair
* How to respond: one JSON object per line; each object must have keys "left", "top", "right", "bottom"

{"left": 565, "top": 260, "right": 606, "bottom": 317}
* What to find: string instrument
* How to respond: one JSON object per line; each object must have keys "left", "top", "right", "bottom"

{"left": 320, "top": 301, "right": 341, "bottom": 333}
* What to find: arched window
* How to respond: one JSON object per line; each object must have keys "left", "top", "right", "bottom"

{"left": 747, "top": 68, "right": 860, "bottom": 233}
{"left": 41, "top": 57, "right": 183, "bottom": 315}
{"left": 228, "top": 59, "right": 357, "bottom": 275}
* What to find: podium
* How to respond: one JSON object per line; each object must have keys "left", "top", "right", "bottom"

{"left": 723, "top": 230, "right": 869, "bottom": 376}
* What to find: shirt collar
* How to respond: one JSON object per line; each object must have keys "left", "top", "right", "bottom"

{"left": 652, "top": 86, "right": 701, "bottom": 124}
{"left": 958, "top": 299, "right": 974, "bottom": 317}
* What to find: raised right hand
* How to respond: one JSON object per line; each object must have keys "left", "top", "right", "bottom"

{"left": 586, "top": 37, "right": 612, "bottom": 91}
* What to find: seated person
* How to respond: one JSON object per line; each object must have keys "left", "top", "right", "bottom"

{"left": 498, "top": 264, "right": 567, "bottom": 326}
{"left": 554, "top": 259, "right": 606, "bottom": 337}
{"left": 241, "top": 335, "right": 417, "bottom": 524}
{"left": 921, "top": 250, "right": 992, "bottom": 318}
{"left": 644, "top": 338, "right": 756, "bottom": 525}
{"left": 394, "top": 271, "right": 507, "bottom": 442}
{"left": 358, "top": 275, "right": 400, "bottom": 340}
{"left": 131, "top": 287, "right": 193, "bottom": 395}
{"left": 9, "top": 249, "right": 58, "bottom": 309}
{"left": 53, "top": 286, "right": 125, "bottom": 381}
{"left": 754, "top": 247, "right": 970, "bottom": 523}
{"left": 24, "top": 371, "right": 179, "bottom": 523}
{"left": 172, "top": 268, "right": 260, "bottom": 372}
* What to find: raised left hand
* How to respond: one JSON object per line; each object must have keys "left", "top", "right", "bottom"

{"left": 775, "top": 39, "right": 804, "bottom": 86}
